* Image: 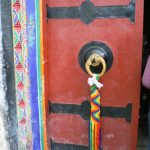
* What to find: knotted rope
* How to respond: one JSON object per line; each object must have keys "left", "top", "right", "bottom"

{"left": 88, "top": 74, "right": 103, "bottom": 150}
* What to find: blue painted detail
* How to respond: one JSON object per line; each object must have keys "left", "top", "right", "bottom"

{"left": 26, "top": 1, "right": 41, "bottom": 149}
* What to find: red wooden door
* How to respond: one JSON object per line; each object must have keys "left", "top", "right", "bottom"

{"left": 45, "top": 0, "right": 144, "bottom": 149}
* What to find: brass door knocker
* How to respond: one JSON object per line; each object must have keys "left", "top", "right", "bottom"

{"left": 85, "top": 54, "right": 106, "bottom": 77}
{"left": 78, "top": 41, "right": 113, "bottom": 150}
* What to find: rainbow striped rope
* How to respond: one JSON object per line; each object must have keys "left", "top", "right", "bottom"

{"left": 89, "top": 75, "right": 102, "bottom": 150}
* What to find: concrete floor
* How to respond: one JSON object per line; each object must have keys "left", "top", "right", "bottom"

{"left": 137, "top": 114, "right": 148, "bottom": 150}
{"left": 137, "top": 133, "right": 148, "bottom": 150}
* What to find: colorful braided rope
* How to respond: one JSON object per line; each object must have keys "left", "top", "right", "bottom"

{"left": 89, "top": 75, "right": 102, "bottom": 150}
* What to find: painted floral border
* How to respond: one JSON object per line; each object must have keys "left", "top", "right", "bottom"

{"left": 12, "top": 0, "right": 48, "bottom": 149}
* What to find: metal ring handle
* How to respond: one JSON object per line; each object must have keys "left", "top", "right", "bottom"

{"left": 85, "top": 54, "right": 107, "bottom": 77}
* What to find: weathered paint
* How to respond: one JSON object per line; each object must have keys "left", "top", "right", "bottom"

{"left": 12, "top": 0, "right": 32, "bottom": 148}
{"left": 0, "top": 0, "right": 48, "bottom": 149}
{"left": 1, "top": 0, "right": 143, "bottom": 149}
{"left": 45, "top": 0, "right": 144, "bottom": 149}
{"left": 11, "top": 0, "right": 49, "bottom": 148}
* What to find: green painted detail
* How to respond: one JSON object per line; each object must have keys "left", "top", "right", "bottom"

{"left": 35, "top": 0, "right": 44, "bottom": 149}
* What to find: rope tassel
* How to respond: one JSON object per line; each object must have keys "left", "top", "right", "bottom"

{"left": 88, "top": 74, "right": 103, "bottom": 150}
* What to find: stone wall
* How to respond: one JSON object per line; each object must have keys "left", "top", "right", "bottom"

{"left": 0, "top": 1, "right": 18, "bottom": 149}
